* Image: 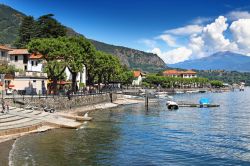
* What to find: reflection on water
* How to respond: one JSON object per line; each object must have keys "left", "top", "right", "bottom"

{"left": 10, "top": 88, "right": 250, "bottom": 165}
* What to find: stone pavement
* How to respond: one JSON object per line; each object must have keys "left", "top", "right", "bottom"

{"left": 0, "top": 106, "right": 83, "bottom": 136}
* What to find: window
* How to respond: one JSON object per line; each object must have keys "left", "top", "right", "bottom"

{"left": 33, "top": 80, "right": 36, "bottom": 83}
{"left": 24, "top": 66, "right": 27, "bottom": 71}
{"left": 23, "top": 55, "right": 28, "bottom": 64}
{"left": 15, "top": 56, "right": 18, "bottom": 62}
{"left": 35, "top": 61, "right": 38, "bottom": 66}
{"left": 1, "top": 51, "right": 6, "bottom": 57}
{"left": 31, "top": 61, "right": 34, "bottom": 66}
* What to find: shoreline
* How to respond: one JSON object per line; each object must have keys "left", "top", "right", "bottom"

{"left": 0, "top": 96, "right": 144, "bottom": 165}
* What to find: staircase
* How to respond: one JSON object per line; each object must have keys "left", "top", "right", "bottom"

{"left": 0, "top": 106, "right": 83, "bottom": 136}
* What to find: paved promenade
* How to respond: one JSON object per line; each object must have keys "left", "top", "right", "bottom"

{"left": 0, "top": 106, "right": 84, "bottom": 137}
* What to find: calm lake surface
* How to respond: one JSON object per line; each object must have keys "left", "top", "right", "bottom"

{"left": 9, "top": 88, "right": 250, "bottom": 165}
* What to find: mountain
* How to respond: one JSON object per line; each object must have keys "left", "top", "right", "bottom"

{"left": 90, "top": 40, "right": 165, "bottom": 72}
{"left": 0, "top": 4, "right": 165, "bottom": 72}
{"left": 169, "top": 51, "right": 250, "bottom": 72}
{"left": 0, "top": 4, "right": 25, "bottom": 44}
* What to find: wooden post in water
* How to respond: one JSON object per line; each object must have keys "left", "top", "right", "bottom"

{"left": 145, "top": 90, "right": 149, "bottom": 109}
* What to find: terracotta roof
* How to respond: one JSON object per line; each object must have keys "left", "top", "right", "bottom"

{"left": 29, "top": 53, "right": 43, "bottom": 59}
{"left": 8, "top": 49, "right": 29, "bottom": 55}
{"left": 182, "top": 70, "right": 196, "bottom": 74}
{"left": 133, "top": 71, "right": 141, "bottom": 77}
{"left": 163, "top": 70, "right": 180, "bottom": 75}
{"left": 163, "top": 70, "right": 196, "bottom": 75}
{"left": 0, "top": 45, "right": 12, "bottom": 51}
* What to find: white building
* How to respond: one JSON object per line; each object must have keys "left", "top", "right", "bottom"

{"left": 65, "top": 66, "right": 86, "bottom": 88}
{"left": 163, "top": 70, "right": 197, "bottom": 78}
{"left": 132, "top": 71, "right": 145, "bottom": 86}
{"left": 27, "top": 53, "right": 44, "bottom": 72}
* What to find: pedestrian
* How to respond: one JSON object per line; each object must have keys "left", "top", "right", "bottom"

{"left": 6, "top": 102, "right": 9, "bottom": 113}
{"left": 1, "top": 100, "right": 5, "bottom": 113}
{"left": 66, "top": 89, "right": 71, "bottom": 100}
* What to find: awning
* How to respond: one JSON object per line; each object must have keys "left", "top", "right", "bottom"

{"left": 8, "top": 84, "right": 15, "bottom": 88}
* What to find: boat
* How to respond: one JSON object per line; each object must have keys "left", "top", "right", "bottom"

{"left": 186, "top": 90, "right": 200, "bottom": 93}
{"left": 155, "top": 91, "right": 168, "bottom": 98}
{"left": 199, "top": 98, "right": 210, "bottom": 108}
{"left": 199, "top": 90, "right": 207, "bottom": 93}
{"left": 166, "top": 101, "right": 179, "bottom": 110}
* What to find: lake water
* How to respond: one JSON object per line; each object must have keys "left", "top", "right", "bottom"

{"left": 9, "top": 88, "right": 250, "bottom": 165}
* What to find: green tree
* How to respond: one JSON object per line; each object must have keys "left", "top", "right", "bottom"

{"left": 94, "top": 51, "right": 122, "bottom": 85}
{"left": 14, "top": 16, "right": 37, "bottom": 48}
{"left": 36, "top": 14, "right": 66, "bottom": 38}
{"left": 118, "top": 70, "right": 134, "bottom": 87}
{"left": 65, "top": 36, "right": 95, "bottom": 92}
{"left": 28, "top": 37, "right": 68, "bottom": 94}
{"left": 0, "top": 64, "right": 19, "bottom": 74}
{"left": 210, "top": 80, "right": 224, "bottom": 88}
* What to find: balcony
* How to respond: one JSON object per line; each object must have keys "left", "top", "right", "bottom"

{"left": 15, "top": 71, "right": 47, "bottom": 78}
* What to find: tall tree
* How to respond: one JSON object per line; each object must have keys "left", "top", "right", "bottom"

{"left": 65, "top": 36, "right": 95, "bottom": 93}
{"left": 94, "top": 51, "right": 122, "bottom": 85}
{"left": 36, "top": 14, "right": 66, "bottom": 38}
{"left": 14, "top": 16, "right": 37, "bottom": 48}
{"left": 27, "top": 37, "right": 68, "bottom": 94}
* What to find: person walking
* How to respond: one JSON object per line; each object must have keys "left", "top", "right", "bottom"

{"left": 6, "top": 102, "right": 9, "bottom": 113}
{"left": 1, "top": 100, "right": 5, "bottom": 113}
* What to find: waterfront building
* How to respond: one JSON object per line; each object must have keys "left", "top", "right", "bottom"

{"left": 163, "top": 70, "right": 197, "bottom": 78}
{"left": 132, "top": 71, "right": 146, "bottom": 86}
{"left": 27, "top": 53, "right": 44, "bottom": 72}
{"left": 1, "top": 47, "right": 87, "bottom": 94}
{"left": 2, "top": 72, "right": 48, "bottom": 95}
{"left": 8, "top": 49, "right": 30, "bottom": 71}
{"left": 65, "top": 66, "right": 87, "bottom": 88}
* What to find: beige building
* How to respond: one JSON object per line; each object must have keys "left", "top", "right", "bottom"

{"left": 8, "top": 49, "right": 30, "bottom": 71}
{"left": 5, "top": 72, "right": 48, "bottom": 95}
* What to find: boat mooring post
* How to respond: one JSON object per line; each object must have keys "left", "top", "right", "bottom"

{"left": 145, "top": 90, "right": 149, "bottom": 109}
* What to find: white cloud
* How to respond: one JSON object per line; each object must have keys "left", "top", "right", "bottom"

{"left": 157, "top": 34, "right": 178, "bottom": 47}
{"left": 164, "top": 25, "right": 203, "bottom": 35}
{"left": 230, "top": 19, "right": 250, "bottom": 53}
{"left": 152, "top": 47, "right": 192, "bottom": 64}
{"left": 142, "top": 14, "right": 250, "bottom": 64}
{"left": 188, "top": 34, "right": 205, "bottom": 59}
{"left": 227, "top": 11, "right": 250, "bottom": 20}
{"left": 202, "top": 16, "right": 231, "bottom": 52}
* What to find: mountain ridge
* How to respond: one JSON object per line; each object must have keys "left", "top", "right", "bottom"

{"left": 168, "top": 51, "right": 250, "bottom": 72}
{"left": 0, "top": 4, "right": 165, "bottom": 72}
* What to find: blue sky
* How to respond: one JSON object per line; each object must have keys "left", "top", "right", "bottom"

{"left": 1, "top": 0, "right": 250, "bottom": 63}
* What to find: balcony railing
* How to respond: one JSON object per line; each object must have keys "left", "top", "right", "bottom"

{"left": 15, "top": 71, "right": 47, "bottom": 78}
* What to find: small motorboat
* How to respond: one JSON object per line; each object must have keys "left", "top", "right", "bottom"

{"left": 167, "top": 101, "right": 179, "bottom": 110}
{"left": 199, "top": 98, "right": 210, "bottom": 108}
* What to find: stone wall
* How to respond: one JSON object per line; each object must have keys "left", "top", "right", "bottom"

{"left": 7, "top": 93, "right": 117, "bottom": 111}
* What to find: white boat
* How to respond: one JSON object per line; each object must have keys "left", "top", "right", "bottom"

{"left": 166, "top": 101, "right": 179, "bottom": 110}
{"left": 175, "top": 91, "right": 184, "bottom": 94}
{"left": 155, "top": 92, "right": 173, "bottom": 99}
{"left": 186, "top": 90, "right": 199, "bottom": 93}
